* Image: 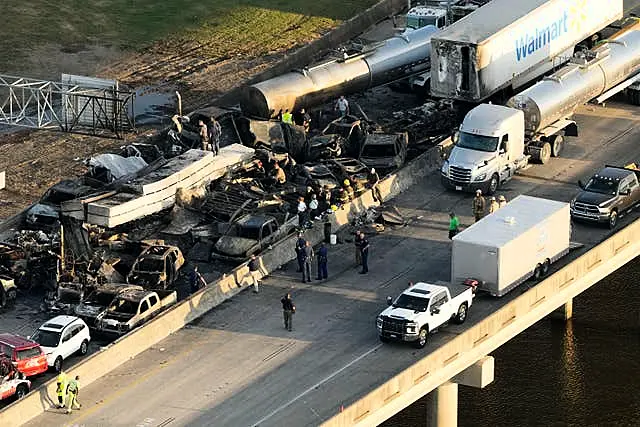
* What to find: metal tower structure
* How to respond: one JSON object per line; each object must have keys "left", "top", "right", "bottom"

{"left": 0, "top": 74, "right": 136, "bottom": 139}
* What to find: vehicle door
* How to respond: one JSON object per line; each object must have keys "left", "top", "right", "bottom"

{"left": 66, "top": 324, "right": 83, "bottom": 357}
{"left": 261, "top": 221, "right": 275, "bottom": 248}
{"left": 428, "top": 291, "right": 450, "bottom": 329}
{"left": 138, "top": 299, "right": 151, "bottom": 323}
{"left": 148, "top": 294, "right": 160, "bottom": 314}
{"left": 60, "top": 326, "right": 75, "bottom": 359}
{"left": 498, "top": 134, "right": 512, "bottom": 181}
{"left": 619, "top": 174, "right": 639, "bottom": 211}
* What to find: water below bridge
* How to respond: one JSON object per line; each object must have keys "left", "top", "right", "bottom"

{"left": 385, "top": 258, "right": 640, "bottom": 427}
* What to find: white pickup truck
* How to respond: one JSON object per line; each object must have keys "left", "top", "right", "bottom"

{"left": 376, "top": 281, "right": 476, "bottom": 348}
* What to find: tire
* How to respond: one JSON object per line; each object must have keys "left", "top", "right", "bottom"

{"left": 551, "top": 135, "right": 564, "bottom": 157}
{"left": 7, "top": 289, "right": 16, "bottom": 301}
{"left": 487, "top": 174, "right": 499, "bottom": 195}
{"left": 15, "top": 383, "right": 29, "bottom": 399}
{"left": 538, "top": 142, "right": 551, "bottom": 164}
{"left": 79, "top": 340, "right": 89, "bottom": 356}
{"left": 453, "top": 303, "right": 468, "bottom": 324}
{"left": 413, "top": 326, "right": 429, "bottom": 349}
{"left": 54, "top": 356, "right": 63, "bottom": 373}
{"left": 533, "top": 264, "right": 543, "bottom": 280}
{"left": 379, "top": 335, "right": 390, "bottom": 343}
{"left": 541, "top": 259, "right": 550, "bottom": 276}
{"left": 608, "top": 210, "right": 618, "bottom": 229}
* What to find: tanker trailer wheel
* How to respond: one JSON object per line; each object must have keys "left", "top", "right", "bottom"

{"left": 537, "top": 142, "right": 552, "bottom": 164}
{"left": 551, "top": 135, "right": 564, "bottom": 157}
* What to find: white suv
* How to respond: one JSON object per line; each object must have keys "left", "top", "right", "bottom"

{"left": 30, "top": 315, "right": 91, "bottom": 372}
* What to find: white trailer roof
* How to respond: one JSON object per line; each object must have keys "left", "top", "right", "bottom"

{"left": 434, "top": 0, "right": 550, "bottom": 43}
{"left": 453, "top": 195, "right": 568, "bottom": 248}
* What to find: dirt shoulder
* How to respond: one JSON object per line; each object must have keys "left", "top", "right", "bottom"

{"left": 0, "top": 1, "right": 379, "bottom": 220}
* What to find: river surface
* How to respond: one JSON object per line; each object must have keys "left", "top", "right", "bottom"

{"left": 383, "top": 259, "right": 640, "bottom": 427}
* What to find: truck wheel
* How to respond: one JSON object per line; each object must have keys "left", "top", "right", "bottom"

{"left": 54, "top": 356, "right": 63, "bottom": 373}
{"left": 453, "top": 303, "right": 468, "bottom": 324}
{"left": 79, "top": 340, "right": 89, "bottom": 356}
{"left": 533, "top": 264, "right": 543, "bottom": 280}
{"left": 414, "top": 327, "right": 429, "bottom": 349}
{"left": 15, "top": 383, "right": 29, "bottom": 399}
{"left": 538, "top": 142, "right": 551, "bottom": 164}
{"left": 551, "top": 135, "right": 564, "bottom": 157}
{"left": 7, "top": 289, "right": 16, "bottom": 302}
{"left": 379, "top": 335, "right": 390, "bottom": 343}
{"left": 487, "top": 174, "right": 499, "bottom": 195}
{"left": 608, "top": 210, "right": 618, "bottom": 229}
{"left": 541, "top": 259, "right": 550, "bottom": 276}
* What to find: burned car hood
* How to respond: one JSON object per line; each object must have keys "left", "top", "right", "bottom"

{"left": 75, "top": 303, "right": 105, "bottom": 317}
{"left": 214, "top": 237, "right": 257, "bottom": 257}
{"left": 574, "top": 191, "right": 615, "bottom": 206}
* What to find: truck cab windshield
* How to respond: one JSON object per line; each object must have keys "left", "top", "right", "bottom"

{"left": 585, "top": 177, "right": 618, "bottom": 195}
{"left": 406, "top": 16, "right": 437, "bottom": 30}
{"left": 457, "top": 132, "right": 499, "bottom": 153}
{"left": 393, "top": 294, "right": 429, "bottom": 312}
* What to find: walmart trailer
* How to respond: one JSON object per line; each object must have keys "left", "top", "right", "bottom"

{"left": 430, "top": 0, "right": 624, "bottom": 102}
{"left": 451, "top": 195, "right": 571, "bottom": 296}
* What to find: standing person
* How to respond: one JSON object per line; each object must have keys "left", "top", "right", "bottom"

{"left": 301, "top": 108, "right": 311, "bottom": 133}
{"left": 343, "top": 179, "right": 355, "bottom": 202}
{"left": 448, "top": 212, "right": 460, "bottom": 240}
{"left": 198, "top": 119, "right": 209, "bottom": 151}
{"left": 498, "top": 195, "right": 507, "bottom": 208}
{"left": 272, "top": 162, "right": 287, "bottom": 185}
{"left": 56, "top": 371, "right": 68, "bottom": 408}
{"left": 489, "top": 196, "right": 499, "bottom": 214}
{"left": 297, "top": 197, "right": 308, "bottom": 228}
{"left": 367, "top": 168, "right": 382, "bottom": 202}
{"left": 189, "top": 265, "right": 207, "bottom": 293}
{"left": 316, "top": 242, "right": 328, "bottom": 280}
{"left": 282, "top": 109, "right": 293, "bottom": 125}
{"left": 354, "top": 230, "right": 363, "bottom": 267}
{"left": 334, "top": 95, "right": 349, "bottom": 117}
{"left": 281, "top": 293, "right": 296, "bottom": 331}
{"left": 309, "top": 194, "right": 319, "bottom": 221}
{"left": 359, "top": 232, "right": 370, "bottom": 274}
{"left": 208, "top": 117, "right": 222, "bottom": 155}
{"left": 295, "top": 233, "right": 306, "bottom": 273}
{"left": 302, "top": 241, "right": 314, "bottom": 283}
{"left": 248, "top": 254, "right": 262, "bottom": 293}
{"left": 65, "top": 375, "right": 81, "bottom": 414}
{"left": 472, "top": 189, "right": 486, "bottom": 222}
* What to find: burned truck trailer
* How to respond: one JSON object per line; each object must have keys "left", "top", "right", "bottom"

{"left": 430, "top": 0, "right": 624, "bottom": 102}
{"left": 240, "top": 24, "right": 438, "bottom": 119}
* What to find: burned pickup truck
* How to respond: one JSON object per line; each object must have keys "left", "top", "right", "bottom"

{"left": 95, "top": 289, "right": 177, "bottom": 336}
{"left": 212, "top": 213, "right": 298, "bottom": 262}
{"left": 74, "top": 283, "right": 144, "bottom": 328}
{"left": 126, "top": 245, "right": 185, "bottom": 290}
{"left": 570, "top": 164, "right": 640, "bottom": 229}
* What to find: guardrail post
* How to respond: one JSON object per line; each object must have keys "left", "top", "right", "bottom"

{"left": 426, "top": 381, "right": 458, "bottom": 427}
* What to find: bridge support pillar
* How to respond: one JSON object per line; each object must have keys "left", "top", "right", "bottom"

{"left": 427, "top": 356, "right": 495, "bottom": 427}
{"left": 426, "top": 381, "right": 458, "bottom": 427}
{"left": 552, "top": 298, "right": 573, "bottom": 321}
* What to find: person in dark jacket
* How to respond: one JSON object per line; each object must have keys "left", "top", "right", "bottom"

{"left": 189, "top": 265, "right": 206, "bottom": 293}
{"left": 281, "top": 293, "right": 296, "bottom": 331}
{"left": 302, "top": 241, "right": 314, "bottom": 283}
{"left": 359, "top": 233, "right": 370, "bottom": 274}
{"left": 295, "top": 234, "right": 306, "bottom": 272}
{"left": 354, "top": 230, "right": 362, "bottom": 267}
{"left": 316, "top": 242, "right": 328, "bottom": 280}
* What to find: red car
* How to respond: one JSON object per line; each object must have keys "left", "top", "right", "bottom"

{"left": 0, "top": 333, "right": 48, "bottom": 377}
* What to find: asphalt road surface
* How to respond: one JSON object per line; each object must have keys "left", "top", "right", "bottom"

{"left": 20, "top": 99, "right": 640, "bottom": 427}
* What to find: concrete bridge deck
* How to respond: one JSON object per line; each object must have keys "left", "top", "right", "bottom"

{"left": 21, "top": 101, "right": 640, "bottom": 427}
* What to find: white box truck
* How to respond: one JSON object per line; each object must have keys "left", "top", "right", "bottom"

{"left": 430, "top": 0, "right": 624, "bottom": 102}
{"left": 452, "top": 195, "right": 571, "bottom": 296}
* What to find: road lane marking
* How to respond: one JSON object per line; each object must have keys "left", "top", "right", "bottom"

{"left": 252, "top": 344, "right": 383, "bottom": 426}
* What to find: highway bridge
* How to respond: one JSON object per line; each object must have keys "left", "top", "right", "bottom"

{"left": 19, "top": 99, "right": 640, "bottom": 427}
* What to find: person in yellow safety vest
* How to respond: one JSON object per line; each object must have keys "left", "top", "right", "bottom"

{"left": 489, "top": 196, "right": 499, "bottom": 214}
{"left": 282, "top": 109, "right": 293, "bottom": 125}
{"left": 56, "top": 371, "right": 68, "bottom": 409}
{"left": 498, "top": 195, "right": 507, "bottom": 208}
{"left": 337, "top": 188, "right": 349, "bottom": 206}
{"left": 343, "top": 179, "right": 355, "bottom": 201}
{"left": 66, "top": 375, "right": 81, "bottom": 414}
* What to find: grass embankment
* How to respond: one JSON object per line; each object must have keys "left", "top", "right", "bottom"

{"left": 2, "top": 0, "right": 380, "bottom": 75}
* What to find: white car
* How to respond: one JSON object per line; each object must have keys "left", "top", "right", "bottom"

{"left": 30, "top": 316, "right": 91, "bottom": 372}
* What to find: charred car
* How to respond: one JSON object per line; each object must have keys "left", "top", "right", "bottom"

{"left": 293, "top": 164, "right": 340, "bottom": 191}
{"left": 44, "top": 282, "right": 93, "bottom": 315}
{"left": 126, "top": 245, "right": 185, "bottom": 290}
{"left": 0, "top": 275, "right": 17, "bottom": 309}
{"left": 96, "top": 289, "right": 177, "bottom": 335}
{"left": 326, "top": 157, "right": 370, "bottom": 190}
{"left": 358, "top": 132, "right": 408, "bottom": 173}
{"left": 74, "top": 283, "right": 144, "bottom": 328}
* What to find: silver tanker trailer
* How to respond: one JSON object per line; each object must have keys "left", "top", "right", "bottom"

{"left": 441, "top": 19, "right": 640, "bottom": 195}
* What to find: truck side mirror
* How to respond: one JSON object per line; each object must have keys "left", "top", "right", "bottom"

{"left": 499, "top": 148, "right": 505, "bottom": 155}
{"left": 386, "top": 296, "right": 393, "bottom": 306}
{"left": 622, "top": 189, "right": 631, "bottom": 195}
{"left": 452, "top": 131, "right": 460, "bottom": 144}
{"left": 578, "top": 180, "right": 585, "bottom": 189}
{"left": 432, "top": 307, "right": 440, "bottom": 314}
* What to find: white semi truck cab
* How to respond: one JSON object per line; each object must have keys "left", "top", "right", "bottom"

{"left": 377, "top": 281, "right": 475, "bottom": 348}
{"left": 441, "top": 104, "right": 530, "bottom": 195}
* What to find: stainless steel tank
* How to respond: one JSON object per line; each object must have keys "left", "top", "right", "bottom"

{"left": 241, "top": 25, "right": 439, "bottom": 119}
{"left": 507, "top": 22, "right": 640, "bottom": 135}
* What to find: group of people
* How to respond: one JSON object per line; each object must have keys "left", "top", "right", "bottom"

{"left": 198, "top": 117, "right": 223, "bottom": 155}
{"left": 448, "top": 189, "right": 509, "bottom": 239}
{"left": 295, "top": 234, "right": 329, "bottom": 282}
{"left": 353, "top": 230, "right": 370, "bottom": 274}
{"left": 280, "top": 108, "right": 311, "bottom": 133}
{"left": 55, "top": 371, "right": 81, "bottom": 414}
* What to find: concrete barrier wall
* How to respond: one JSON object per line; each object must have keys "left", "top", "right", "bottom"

{"left": 321, "top": 214, "right": 640, "bottom": 426}
{"left": 215, "top": 0, "right": 408, "bottom": 107}
{"left": 0, "top": 137, "right": 450, "bottom": 427}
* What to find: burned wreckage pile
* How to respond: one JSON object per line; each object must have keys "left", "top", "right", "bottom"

{"left": 0, "top": 97, "right": 455, "bottom": 336}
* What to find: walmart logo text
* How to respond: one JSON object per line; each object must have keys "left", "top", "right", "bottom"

{"left": 515, "top": 11, "right": 569, "bottom": 61}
